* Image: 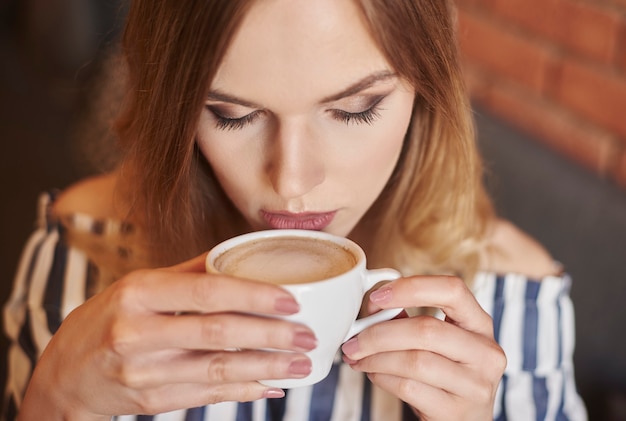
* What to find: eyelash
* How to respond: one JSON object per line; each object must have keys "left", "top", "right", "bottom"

{"left": 331, "top": 106, "right": 382, "bottom": 126}
{"left": 212, "top": 111, "right": 261, "bottom": 131}
{"left": 208, "top": 96, "right": 385, "bottom": 131}
{"left": 331, "top": 95, "right": 385, "bottom": 126}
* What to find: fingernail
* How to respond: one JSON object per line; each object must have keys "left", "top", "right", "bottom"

{"left": 342, "top": 354, "right": 357, "bottom": 365}
{"left": 263, "top": 388, "right": 285, "bottom": 399}
{"left": 275, "top": 296, "right": 300, "bottom": 314}
{"left": 342, "top": 337, "right": 359, "bottom": 356}
{"left": 370, "top": 286, "right": 392, "bottom": 304}
{"left": 289, "top": 358, "right": 312, "bottom": 376}
{"left": 293, "top": 330, "right": 317, "bottom": 351}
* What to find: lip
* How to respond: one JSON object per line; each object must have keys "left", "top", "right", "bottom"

{"left": 261, "top": 210, "right": 336, "bottom": 231}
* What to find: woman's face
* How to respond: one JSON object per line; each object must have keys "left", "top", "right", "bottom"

{"left": 196, "top": 0, "right": 415, "bottom": 237}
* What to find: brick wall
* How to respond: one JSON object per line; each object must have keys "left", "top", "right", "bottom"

{"left": 455, "top": 0, "right": 626, "bottom": 189}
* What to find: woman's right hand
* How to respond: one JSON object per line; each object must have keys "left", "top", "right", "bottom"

{"left": 18, "top": 253, "right": 315, "bottom": 420}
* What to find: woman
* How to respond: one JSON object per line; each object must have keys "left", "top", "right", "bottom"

{"left": 2, "top": 0, "right": 587, "bottom": 420}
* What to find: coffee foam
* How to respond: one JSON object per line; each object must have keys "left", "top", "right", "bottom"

{"left": 214, "top": 237, "right": 357, "bottom": 284}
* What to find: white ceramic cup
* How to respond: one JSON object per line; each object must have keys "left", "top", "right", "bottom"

{"left": 206, "top": 229, "right": 402, "bottom": 388}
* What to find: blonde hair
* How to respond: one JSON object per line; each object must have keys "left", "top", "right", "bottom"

{"left": 354, "top": 0, "right": 494, "bottom": 279}
{"left": 108, "top": 0, "right": 494, "bottom": 283}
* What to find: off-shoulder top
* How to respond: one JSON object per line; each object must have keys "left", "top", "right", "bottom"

{"left": 1, "top": 192, "right": 588, "bottom": 420}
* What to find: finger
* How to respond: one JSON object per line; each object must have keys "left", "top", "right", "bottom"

{"left": 113, "top": 270, "right": 299, "bottom": 315}
{"left": 122, "top": 349, "right": 312, "bottom": 388}
{"left": 120, "top": 381, "right": 284, "bottom": 415}
{"left": 368, "top": 276, "right": 493, "bottom": 337}
{"left": 346, "top": 349, "right": 478, "bottom": 398}
{"left": 366, "top": 372, "right": 454, "bottom": 419}
{"left": 342, "top": 316, "right": 500, "bottom": 365}
{"left": 120, "top": 313, "right": 317, "bottom": 353}
{"left": 369, "top": 371, "right": 496, "bottom": 420}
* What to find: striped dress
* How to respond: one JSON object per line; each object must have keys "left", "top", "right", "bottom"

{"left": 2, "top": 192, "right": 588, "bottom": 420}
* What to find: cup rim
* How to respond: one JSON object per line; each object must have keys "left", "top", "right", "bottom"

{"left": 206, "top": 229, "right": 365, "bottom": 283}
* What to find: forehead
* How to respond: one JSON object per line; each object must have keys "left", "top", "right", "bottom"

{"left": 210, "top": 0, "right": 392, "bottom": 107}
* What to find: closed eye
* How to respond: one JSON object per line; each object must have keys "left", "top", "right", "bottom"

{"left": 331, "top": 107, "right": 381, "bottom": 125}
{"left": 329, "top": 95, "right": 385, "bottom": 126}
{"left": 207, "top": 106, "right": 262, "bottom": 131}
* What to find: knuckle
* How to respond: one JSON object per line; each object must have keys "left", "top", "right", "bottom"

{"left": 204, "top": 383, "right": 262, "bottom": 404}
{"left": 405, "top": 351, "right": 426, "bottom": 374}
{"left": 266, "top": 353, "right": 291, "bottom": 379}
{"left": 116, "top": 364, "right": 147, "bottom": 390}
{"left": 397, "top": 377, "right": 418, "bottom": 400}
{"left": 200, "top": 317, "right": 227, "bottom": 346}
{"left": 104, "top": 325, "right": 130, "bottom": 356}
{"left": 108, "top": 335, "right": 132, "bottom": 358}
{"left": 445, "top": 276, "right": 468, "bottom": 302}
{"left": 415, "top": 315, "right": 439, "bottom": 342}
{"left": 111, "top": 272, "right": 144, "bottom": 310}
{"left": 134, "top": 391, "right": 165, "bottom": 415}
{"left": 203, "top": 388, "right": 228, "bottom": 405}
{"left": 473, "top": 377, "right": 497, "bottom": 404}
{"left": 479, "top": 340, "right": 507, "bottom": 375}
{"left": 272, "top": 323, "right": 297, "bottom": 349}
{"left": 106, "top": 320, "right": 137, "bottom": 356}
{"left": 206, "top": 354, "right": 230, "bottom": 383}
{"left": 490, "top": 343, "right": 508, "bottom": 375}
{"left": 190, "top": 276, "right": 216, "bottom": 309}
{"left": 475, "top": 346, "right": 506, "bottom": 402}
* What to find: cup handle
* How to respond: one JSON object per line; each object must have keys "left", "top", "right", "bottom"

{"left": 342, "top": 268, "right": 403, "bottom": 342}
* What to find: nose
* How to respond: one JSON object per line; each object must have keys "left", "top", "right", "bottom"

{"left": 266, "top": 119, "right": 325, "bottom": 199}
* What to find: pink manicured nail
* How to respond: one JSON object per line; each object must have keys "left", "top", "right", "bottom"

{"left": 275, "top": 297, "right": 300, "bottom": 314}
{"left": 342, "top": 354, "right": 357, "bottom": 365}
{"left": 293, "top": 330, "right": 317, "bottom": 351}
{"left": 341, "top": 337, "right": 359, "bottom": 356}
{"left": 289, "top": 358, "right": 312, "bottom": 376}
{"left": 264, "top": 388, "right": 285, "bottom": 399}
{"left": 370, "top": 286, "right": 392, "bottom": 304}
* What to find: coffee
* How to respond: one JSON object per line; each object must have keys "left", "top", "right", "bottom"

{"left": 213, "top": 236, "right": 357, "bottom": 284}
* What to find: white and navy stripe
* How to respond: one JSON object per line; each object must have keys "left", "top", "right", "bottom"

{"left": 473, "top": 273, "right": 587, "bottom": 420}
{"left": 2, "top": 192, "right": 588, "bottom": 420}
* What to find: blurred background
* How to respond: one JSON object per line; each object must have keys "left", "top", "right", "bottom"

{"left": 455, "top": 2, "right": 626, "bottom": 417}
{"left": 1, "top": 0, "right": 625, "bottom": 419}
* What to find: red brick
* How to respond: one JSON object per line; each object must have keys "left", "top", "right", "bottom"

{"left": 607, "top": 0, "right": 626, "bottom": 10}
{"left": 615, "top": 19, "right": 626, "bottom": 73}
{"left": 492, "top": 0, "right": 559, "bottom": 42}
{"left": 552, "top": 59, "right": 626, "bottom": 139}
{"left": 554, "top": 0, "right": 620, "bottom": 64}
{"left": 476, "top": 81, "right": 616, "bottom": 175}
{"left": 493, "top": 0, "right": 619, "bottom": 64}
{"left": 457, "top": 9, "right": 555, "bottom": 94}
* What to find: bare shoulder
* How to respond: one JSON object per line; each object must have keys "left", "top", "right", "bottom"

{"left": 52, "top": 171, "right": 125, "bottom": 220}
{"left": 480, "top": 218, "right": 561, "bottom": 279}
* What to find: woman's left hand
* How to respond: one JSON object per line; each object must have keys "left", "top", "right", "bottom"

{"left": 341, "top": 275, "right": 506, "bottom": 421}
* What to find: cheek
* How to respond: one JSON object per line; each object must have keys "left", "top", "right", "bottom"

{"left": 358, "top": 135, "right": 403, "bottom": 196}
{"left": 195, "top": 124, "right": 260, "bottom": 210}
{"left": 348, "top": 109, "right": 410, "bottom": 187}
{"left": 197, "top": 112, "right": 255, "bottom": 179}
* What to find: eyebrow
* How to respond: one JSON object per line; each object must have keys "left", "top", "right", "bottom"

{"left": 206, "top": 70, "right": 397, "bottom": 108}
{"left": 320, "top": 70, "right": 397, "bottom": 103}
{"left": 206, "top": 91, "right": 261, "bottom": 108}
